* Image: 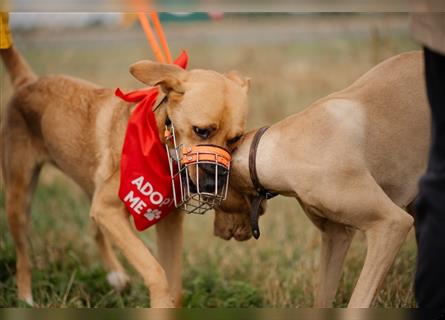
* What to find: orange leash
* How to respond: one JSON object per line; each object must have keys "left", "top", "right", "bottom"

{"left": 137, "top": 12, "right": 165, "bottom": 63}
{"left": 149, "top": 11, "right": 172, "bottom": 64}
{"left": 137, "top": 10, "right": 172, "bottom": 64}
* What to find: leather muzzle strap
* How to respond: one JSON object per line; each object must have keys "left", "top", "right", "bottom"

{"left": 249, "top": 126, "right": 277, "bottom": 239}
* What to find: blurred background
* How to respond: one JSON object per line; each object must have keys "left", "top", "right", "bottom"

{"left": 0, "top": 12, "right": 418, "bottom": 307}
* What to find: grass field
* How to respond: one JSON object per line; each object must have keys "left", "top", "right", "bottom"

{"left": 0, "top": 13, "right": 419, "bottom": 307}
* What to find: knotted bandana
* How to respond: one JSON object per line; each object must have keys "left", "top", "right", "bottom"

{"left": 116, "top": 51, "right": 188, "bottom": 230}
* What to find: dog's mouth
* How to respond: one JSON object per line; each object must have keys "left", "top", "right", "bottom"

{"left": 181, "top": 163, "right": 229, "bottom": 196}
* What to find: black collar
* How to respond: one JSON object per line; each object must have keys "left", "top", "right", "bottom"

{"left": 248, "top": 126, "right": 278, "bottom": 239}
{"left": 153, "top": 94, "right": 168, "bottom": 112}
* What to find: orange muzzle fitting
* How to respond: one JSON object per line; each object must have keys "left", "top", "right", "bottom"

{"left": 180, "top": 145, "right": 231, "bottom": 169}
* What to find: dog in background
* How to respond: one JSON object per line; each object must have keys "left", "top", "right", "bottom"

{"left": 215, "top": 51, "right": 429, "bottom": 307}
{"left": 0, "top": 41, "right": 250, "bottom": 307}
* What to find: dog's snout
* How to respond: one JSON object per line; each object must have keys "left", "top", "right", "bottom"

{"left": 198, "top": 163, "right": 228, "bottom": 194}
{"left": 200, "top": 163, "right": 228, "bottom": 178}
{"left": 201, "top": 178, "right": 216, "bottom": 193}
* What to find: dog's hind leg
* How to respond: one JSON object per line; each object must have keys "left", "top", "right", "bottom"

{"left": 2, "top": 114, "right": 44, "bottom": 306}
{"left": 318, "top": 172, "right": 414, "bottom": 307}
{"left": 308, "top": 214, "right": 355, "bottom": 307}
{"left": 93, "top": 223, "right": 129, "bottom": 292}
{"left": 156, "top": 209, "right": 184, "bottom": 307}
{"left": 4, "top": 165, "right": 41, "bottom": 306}
{"left": 347, "top": 203, "right": 413, "bottom": 307}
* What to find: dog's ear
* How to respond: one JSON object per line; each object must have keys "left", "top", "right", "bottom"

{"left": 225, "top": 70, "right": 251, "bottom": 92}
{"left": 129, "top": 61, "right": 186, "bottom": 96}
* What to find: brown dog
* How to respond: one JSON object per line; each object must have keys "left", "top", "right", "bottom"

{"left": 215, "top": 51, "right": 429, "bottom": 307}
{"left": 0, "top": 45, "right": 249, "bottom": 307}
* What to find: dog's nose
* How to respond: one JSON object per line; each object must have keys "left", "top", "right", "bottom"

{"left": 199, "top": 163, "right": 228, "bottom": 193}
{"left": 200, "top": 177, "right": 216, "bottom": 193}
{"left": 200, "top": 163, "right": 228, "bottom": 179}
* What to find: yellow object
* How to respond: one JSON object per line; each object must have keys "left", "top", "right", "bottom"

{"left": 121, "top": 13, "right": 138, "bottom": 28}
{"left": 0, "top": 12, "right": 12, "bottom": 49}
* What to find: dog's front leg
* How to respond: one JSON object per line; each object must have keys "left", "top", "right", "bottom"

{"left": 309, "top": 216, "right": 355, "bottom": 307}
{"left": 90, "top": 175, "right": 174, "bottom": 307}
{"left": 156, "top": 209, "right": 184, "bottom": 307}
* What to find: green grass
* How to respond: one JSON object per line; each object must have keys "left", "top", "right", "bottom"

{"left": 0, "top": 13, "right": 418, "bottom": 307}
{"left": 0, "top": 172, "right": 416, "bottom": 307}
{"left": 0, "top": 174, "right": 263, "bottom": 307}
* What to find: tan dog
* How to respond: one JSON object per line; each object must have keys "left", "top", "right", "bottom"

{"left": 215, "top": 51, "right": 429, "bottom": 307}
{"left": 0, "top": 45, "right": 249, "bottom": 307}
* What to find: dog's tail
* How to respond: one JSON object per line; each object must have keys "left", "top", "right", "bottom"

{"left": 1, "top": 47, "right": 37, "bottom": 89}
{"left": 1, "top": 13, "right": 37, "bottom": 90}
{"left": 0, "top": 13, "right": 37, "bottom": 188}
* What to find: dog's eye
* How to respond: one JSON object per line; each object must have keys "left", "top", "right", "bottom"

{"left": 228, "top": 135, "right": 242, "bottom": 145}
{"left": 193, "top": 126, "right": 211, "bottom": 139}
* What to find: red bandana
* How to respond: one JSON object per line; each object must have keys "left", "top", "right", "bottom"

{"left": 115, "top": 51, "right": 188, "bottom": 231}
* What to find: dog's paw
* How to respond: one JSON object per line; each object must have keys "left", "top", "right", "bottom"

{"left": 18, "top": 296, "right": 34, "bottom": 307}
{"left": 106, "top": 271, "right": 130, "bottom": 292}
{"left": 150, "top": 296, "right": 175, "bottom": 308}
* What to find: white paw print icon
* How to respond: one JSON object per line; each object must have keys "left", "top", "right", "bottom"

{"left": 144, "top": 208, "right": 162, "bottom": 221}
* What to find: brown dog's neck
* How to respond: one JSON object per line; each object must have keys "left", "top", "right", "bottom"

{"left": 232, "top": 126, "right": 291, "bottom": 198}
{"left": 231, "top": 129, "right": 265, "bottom": 195}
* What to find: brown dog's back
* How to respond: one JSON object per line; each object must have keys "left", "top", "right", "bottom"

{"left": 342, "top": 52, "right": 429, "bottom": 206}
{"left": 1, "top": 46, "right": 131, "bottom": 194}
{"left": 10, "top": 75, "right": 131, "bottom": 194}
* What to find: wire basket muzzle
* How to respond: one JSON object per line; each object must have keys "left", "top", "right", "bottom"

{"left": 165, "top": 126, "right": 232, "bottom": 214}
